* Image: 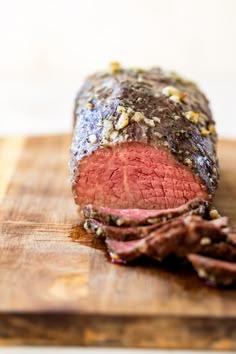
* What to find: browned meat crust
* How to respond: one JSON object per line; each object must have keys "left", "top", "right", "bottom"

{"left": 71, "top": 65, "right": 219, "bottom": 206}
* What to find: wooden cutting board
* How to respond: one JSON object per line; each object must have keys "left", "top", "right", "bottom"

{"left": 0, "top": 134, "right": 236, "bottom": 349}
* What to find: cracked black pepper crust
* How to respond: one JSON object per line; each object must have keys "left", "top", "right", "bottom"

{"left": 71, "top": 66, "right": 219, "bottom": 196}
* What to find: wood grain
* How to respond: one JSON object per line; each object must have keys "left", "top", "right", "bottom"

{"left": 0, "top": 134, "right": 236, "bottom": 348}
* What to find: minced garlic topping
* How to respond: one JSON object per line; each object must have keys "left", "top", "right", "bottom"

{"left": 88, "top": 134, "right": 97, "bottom": 144}
{"left": 110, "top": 61, "right": 121, "bottom": 74}
{"left": 162, "top": 86, "right": 186, "bottom": 103}
{"left": 115, "top": 112, "right": 129, "bottom": 130}
{"left": 184, "top": 111, "right": 200, "bottom": 124}
{"left": 201, "top": 127, "right": 210, "bottom": 136}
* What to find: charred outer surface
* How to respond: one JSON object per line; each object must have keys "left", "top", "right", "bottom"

{"left": 71, "top": 67, "right": 219, "bottom": 196}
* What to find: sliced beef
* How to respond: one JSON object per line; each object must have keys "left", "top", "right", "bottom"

{"left": 188, "top": 254, "right": 236, "bottom": 286}
{"left": 84, "top": 218, "right": 160, "bottom": 241}
{"left": 106, "top": 216, "right": 229, "bottom": 263}
{"left": 71, "top": 65, "right": 219, "bottom": 210}
{"left": 84, "top": 203, "right": 225, "bottom": 242}
{"left": 84, "top": 198, "right": 209, "bottom": 227}
{"left": 71, "top": 64, "right": 236, "bottom": 287}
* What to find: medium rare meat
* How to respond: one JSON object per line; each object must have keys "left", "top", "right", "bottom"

{"left": 71, "top": 64, "right": 219, "bottom": 210}
{"left": 72, "top": 64, "right": 236, "bottom": 287}
{"left": 106, "top": 216, "right": 229, "bottom": 263}
{"left": 82, "top": 196, "right": 236, "bottom": 286}
{"left": 84, "top": 198, "right": 209, "bottom": 227}
{"left": 188, "top": 254, "right": 236, "bottom": 286}
{"left": 84, "top": 199, "right": 211, "bottom": 241}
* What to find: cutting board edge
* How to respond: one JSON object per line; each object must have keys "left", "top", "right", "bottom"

{"left": 0, "top": 313, "right": 236, "bottom": 349}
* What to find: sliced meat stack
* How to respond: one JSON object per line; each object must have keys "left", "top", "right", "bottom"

{"left": 84, "top": 199, "right": 236, "bottom": 286}
{"left": 71, "top": 63, "right": 219, "bottom": 211}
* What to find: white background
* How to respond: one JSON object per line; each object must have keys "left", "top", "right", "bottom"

{"left": 0, "top": 0, "right": 236, "bottom": 137}
{"left": 0, "top": 0, "right": 235, "bottom": 353}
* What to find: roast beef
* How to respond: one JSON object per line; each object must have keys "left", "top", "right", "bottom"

{"left": 72, "top": 64, "right": 236, "bottom": 287}
{"left": 84, "top": 198, "right": 209, "bottom": 227}
{"left": 84, "top": 199, "right": 211, "bottom": 241}
{"left": 105, "top": 215, "right": 229, "bottom": 263}
{"left": 188, "top": 254, "right": 236, "bottom": 286}
{"left": 71, "top": 64, "right": 219, "bottom": 210}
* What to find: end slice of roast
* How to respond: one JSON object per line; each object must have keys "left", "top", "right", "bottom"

{"left": 84, "top": 198, "right": 209, "bottom": 227}
{"left": 83, "top": 200, "right": 218, "bottom": 241}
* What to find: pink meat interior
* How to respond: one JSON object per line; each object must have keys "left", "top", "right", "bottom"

{"left": 74, "top": 142, "right": 209, "bottom": 209}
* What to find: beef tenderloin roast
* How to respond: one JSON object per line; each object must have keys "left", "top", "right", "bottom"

{"left": 71, "top": 64, "right": 218, "bottom": 210}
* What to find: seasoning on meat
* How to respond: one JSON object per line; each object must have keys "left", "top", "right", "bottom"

{"left": 105, "top": 215, "right": 230, "bottom": 263}
{"left": 71, "top": 63, "right": 236, "bottom": 287}
{"left": 71, "top": 64, "right": 219, "bottom": 211}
